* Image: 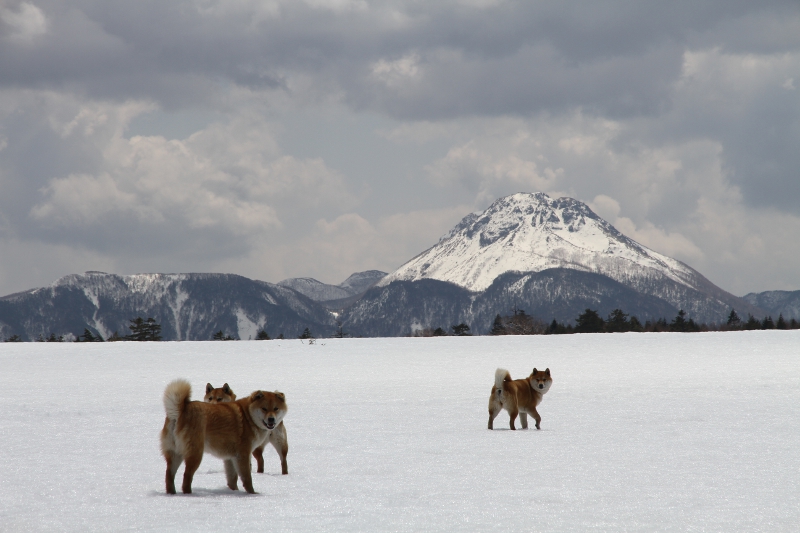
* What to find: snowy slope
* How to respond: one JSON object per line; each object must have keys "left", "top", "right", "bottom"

{"left": 1, "top": 332, "right": 797, "bottom": 532}
{"left": 0, "top": 272, "right": 336, "bottom": 341}
{"left": 278, "top": 270, "right": 386, "bottom": 302}
{"left": 743, "top": 290, "right": 800, "bottom": 320}
{"left": 277, "top": 277, "right": 353, "bottom": 301}
{"left": 375, "top": 192, "right": 761, "bottom": 323}
{"left": 381, "top": 193, "right": 702, "bottom": 292}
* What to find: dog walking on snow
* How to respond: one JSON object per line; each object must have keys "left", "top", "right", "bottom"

{"left": 488, "top": 368, "right": 552, "bottom": 430}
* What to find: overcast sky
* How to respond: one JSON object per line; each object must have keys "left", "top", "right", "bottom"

{"left": 1, "top": 0, "right": 799, "bottom": 297}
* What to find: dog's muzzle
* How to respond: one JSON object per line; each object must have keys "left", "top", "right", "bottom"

{"left": 538, "top": 384, "right": 544, "bottom": 389}
{"left": 265, "top": 417, "right": 276, "bottom": 430}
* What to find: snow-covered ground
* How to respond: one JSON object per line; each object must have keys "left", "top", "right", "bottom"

{"left": 1, "top": 332, "right": 798, "bottom": 532}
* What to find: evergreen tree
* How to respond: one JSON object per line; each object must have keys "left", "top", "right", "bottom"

{"left": 489, "top": 314, "right": 506, "bottom": 335}
{"left": 298, "top": 327, "right": 313, "bottom": 339}
{"left": 670, "top": 310, "right": 690, "bottom": 332}
{"left": 744, "top": 314, "right": 761, "bottom": 330}
{"left": 256, "top": 330, "right": 270, "bottom": 340}
{"left": 605, "top": 309, "right": 630, "bottom": 332}
{"left": 212, "top": 330, "right": 234, "bottom": 340}
{"left": 79, "top": 328, "right": 103, "bottom": 342}
{"left": 546, "top": 319, "right": 571, "bottom": 335}
{"left": 432, "top": 327, "right": 447, "bottom": 336}
{"left": 726, "top": 309, "right": 741, "bottom": 327}
{"left": 628, "top": 316, "right": 644, "bottom": 332}
{"left": 776, "top": 314, "right": 787, "bottom": 330}
{"left": 761, "top": 316, "right": 775, "bottom": 330}
{"left": 575, "top": 309, "right": 604, "bottom": 333}
{"left": 127, "top": 317, "right": 162, "bottom": 341}
{"left": 451, "top": 323, "right": 471, "bottom": 336}
{"left": 502, "top": 309, "right": 544, "bottom": 335}
{"left": 5, "top": 334, "right": 22, "bottom": 342}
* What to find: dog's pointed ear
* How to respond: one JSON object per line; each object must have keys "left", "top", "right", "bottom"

{"left": 252, "top": 391, "right": 264, "bottom": 400}
{"left": 532, "top": 368, "right": 537, "bottom": 374}
{"left": 545, "top": 368, "right": 550, "bottom": 376}
{"left": 206, "top": 383, "right": 214, "bottom": 394}
{"left": 274, "top": 391, "right": 285, "bottom": 401}
{"left": 223, "top": 383, "right": 232, "bottom": 394}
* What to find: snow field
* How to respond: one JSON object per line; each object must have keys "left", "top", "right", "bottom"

{"left": 0, "top": 331, "right": 798, "bottom": 532}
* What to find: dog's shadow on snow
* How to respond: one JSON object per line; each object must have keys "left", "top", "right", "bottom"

{"left": 148, "top": 468, "right": 283, "bottom": 498}
{"left": 488, "top": 427, "right": 549, "bottom": 432}
{"left": 148, "top": 486, "right": 268, "bottom": 498}
{"left": 148, "top": 488, "right": 263, "bottom": 498}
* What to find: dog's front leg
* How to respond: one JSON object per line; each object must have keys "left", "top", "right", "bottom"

{"left": 224, "top": 459, "right": 239, "bottom": 490}
{"left": 531, "top": 407, "right": 542, "bottom": 430}
{"left": 237, "top": 453, "right": 256, "bottom": 494}
{"left": 269, "top": 425, "right": 289, "bottom": 475}
{"left": 519, "top": 412, "right": 528, "bottom": 430}
{"left": 252, "top": 446, "right": 265, "bottom": 473}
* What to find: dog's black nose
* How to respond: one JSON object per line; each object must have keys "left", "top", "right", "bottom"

{"left": 538, "top": 384, "right": 543, "bottom": 389}
{"left": 267, "top": 417, "right": 275, "bottom": 424}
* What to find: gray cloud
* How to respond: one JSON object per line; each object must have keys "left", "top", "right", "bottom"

{"left": 1, "top": 0, "right": 800, "bottom": 296}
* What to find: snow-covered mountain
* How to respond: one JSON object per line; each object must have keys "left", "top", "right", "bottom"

{"left": 0, "top": 194, "right": 768, "bottom": 339}
{"left": 382, "top": 193, "right": 700, "bottom": 292}
{"left": 743, "top": 290, "right": 800, "bottom": 320}
{"left": 0, "top": 272, "right": 337, "bottom": 341}
{"left": 371, "top": 192, "right": 759, "bottom": 325}
{"left": 278, "top": 270, "right": 386, "bottom": 303}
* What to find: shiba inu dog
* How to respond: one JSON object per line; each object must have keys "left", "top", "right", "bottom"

{"left": 203, "top": 382, "right": 283, "bottom": 474}
{"left": 160, "top": 379, "right": 288, "bottom": 494}
{"left": 204, "top": 382, "right": 236, "bottom": 403}
{"left": 488, "top": 367, "right": 552, "bottom": 430}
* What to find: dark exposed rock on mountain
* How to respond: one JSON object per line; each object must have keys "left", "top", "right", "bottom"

{"left": 278, "top": 270, "right": 386, "bottom": 310}
{"left": 342, "top": 269, "right": 681, "bottom": 337}
{"left": 742, "top": 290, "right": 800, "bottom": 320}
{"left": 0, "top": 272, "right": 336, "bottom": 341}
{"left": 352, "top": 192, "right": 763, "bottom": 332}
{"left": 0, "top": 194, "right": 773, "bottom": 340}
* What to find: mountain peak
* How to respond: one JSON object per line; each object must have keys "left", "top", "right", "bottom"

{"left": 380, "top": 192, "right": 697, "bottom": 292}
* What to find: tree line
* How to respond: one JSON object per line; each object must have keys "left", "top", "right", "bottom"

{"left": 485, "top": 307, "right": 800, "bottom": 336}
{"left": 4, "top": 308, "right": 799, "bottom": 342}
{"left": 2, "top": 316, "right": 307, "bottom": 342}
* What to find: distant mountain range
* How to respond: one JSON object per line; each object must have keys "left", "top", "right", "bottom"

{"left": 742, "top": 290, "right": 800, "bottom": 321}
{"left": 0, "top": 272, "right": 337, "bottom": 341}
{"left": 347, "top": 193, "right": 764, "bottom": 336}
{"left": 1, "top": 192, "right": 791, "bottom": 341}
{"left": 277, "top": 270, "right": 386, "bottom": 310}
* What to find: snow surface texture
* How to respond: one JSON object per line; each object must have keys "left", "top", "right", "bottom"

{"left": 1, "top": 332, "right": 798, "bottom": 532}
{"left": 380, "top": 192, "right": 701, "bottom": 293}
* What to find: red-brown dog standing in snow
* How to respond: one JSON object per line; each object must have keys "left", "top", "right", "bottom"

{"left": 488, "top": 368, "right": 552, "bottom": 430}
{"left": 203, "top": 382, "right": 283, "bottom": 475}
{"left": 160, "top": 379, "right": 288, "bottom": 494}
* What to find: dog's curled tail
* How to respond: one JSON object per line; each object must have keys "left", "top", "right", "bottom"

{"left": 494, "top": 368, "right": 511, "bottom": 390}
{"left": 163, "top": 379, "right": 192, "bottom": 421}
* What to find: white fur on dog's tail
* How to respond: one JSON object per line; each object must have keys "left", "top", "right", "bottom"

{"left": 163, "top": 379, "right": 192, "bottom": 421}
{"left": 495, "top": 368, "right": 511, "bottom": 390}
